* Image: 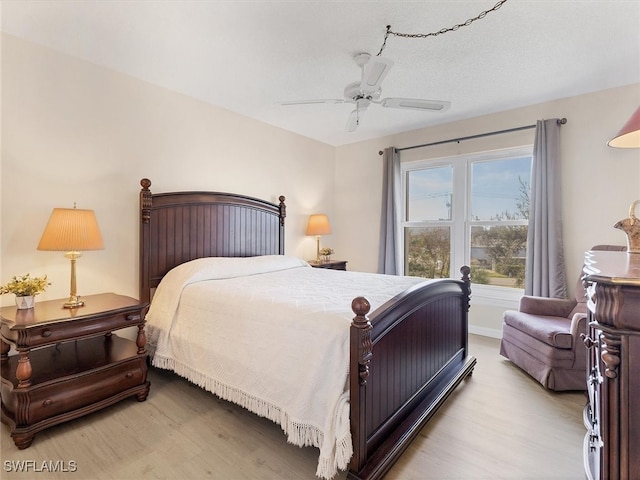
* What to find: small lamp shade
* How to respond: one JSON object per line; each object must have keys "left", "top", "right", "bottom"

{"left": 38, "top": 208, "right": 104, "bottom": 251}
{"left": 608, "top": 106, "right": 640, "bottom": 148}
{"left": 306, "top": 214, "right": 332, "bottom": 236}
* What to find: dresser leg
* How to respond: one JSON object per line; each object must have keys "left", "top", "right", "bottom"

{"left": 13, "top": 433, "right": 34, "bottom": 450}
{"left": 136, "top": 382, "right": 150, "bottom": 402}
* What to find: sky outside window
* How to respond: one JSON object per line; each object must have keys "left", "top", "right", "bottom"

{"left": 471, "top": 157, "right": 532, "bottom": 220}
{"left": 407, "top": 166, "right": 453, "bottom": 221}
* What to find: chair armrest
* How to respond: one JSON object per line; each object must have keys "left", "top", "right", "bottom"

{"left": 570, "top": 312, "right": 588, "bottom": 339}
{"left": 519, "top": 296, "right": 577, "bottom": 318}
{"left": 570, "top": 312, "right": 589, "bottom": 369}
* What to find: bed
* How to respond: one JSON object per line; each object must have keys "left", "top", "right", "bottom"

{"left": 139, "top": 178, "right": 476, "bottom": 480}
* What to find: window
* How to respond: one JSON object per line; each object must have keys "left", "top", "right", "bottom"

{"left": 402, "top": 147, "right": 532, "bottom": 291}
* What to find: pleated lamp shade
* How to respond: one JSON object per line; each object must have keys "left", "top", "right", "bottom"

{"left": 305, "top": 214, "right": 332, "bottom": 236}
{"left": 38, "top": 208, "right": 104, "bottom": 252}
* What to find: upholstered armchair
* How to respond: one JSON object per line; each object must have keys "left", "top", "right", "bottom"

{"left": 499, "top": 245, "right": 626, "bottom": 391}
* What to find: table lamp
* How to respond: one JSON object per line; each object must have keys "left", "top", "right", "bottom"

{"left": 306, "top": 214, "right": 331, "bottom": 263}
{"left": 37, "top": 206, "right": 104, "bottom": 308}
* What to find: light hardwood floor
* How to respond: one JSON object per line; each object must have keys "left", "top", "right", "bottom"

{"left": 1, "top": 335, "right": 586, "bottom": 479}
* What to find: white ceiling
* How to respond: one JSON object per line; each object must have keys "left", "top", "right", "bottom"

{"left": 2, "top": 1, "right": 639, "bottom": 146}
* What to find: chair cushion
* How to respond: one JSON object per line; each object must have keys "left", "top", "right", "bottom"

{"left": 503, "top": 310, "right": 573, "bottom": 349}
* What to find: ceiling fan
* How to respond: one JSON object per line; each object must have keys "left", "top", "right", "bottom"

{"left": 281, "top": 53, "right": 450, "bottom": 132}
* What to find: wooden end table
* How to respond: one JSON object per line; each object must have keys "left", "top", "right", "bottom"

{"left": 0, "top": 293, "right": 150, "bottom": 449}
{"left": 309, "top": 260, "right": 348, "bottom": 271}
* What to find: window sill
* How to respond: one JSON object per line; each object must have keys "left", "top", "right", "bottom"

{"left": 469, "top": 284, "right": 522, "bottom": 309}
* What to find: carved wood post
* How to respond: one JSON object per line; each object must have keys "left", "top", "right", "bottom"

{"left": 460, "top": 265, "right": 471, "bottom": 312}
{"left": 136, "top": 324, "right": 147, "bottom": 355}
{"left": 278, "top": 195, "right": 286, "bottom": 254}
{"left": 140, "top": 179, "right": 152, "bottom": 303}
{"left": 16, "top": 350, "right": 32, "bottom": 388}
{"left": 350, "top": 296, "right": 372, "bottom": 472}
{"left": 593, "top": 284, "right": 623, "bottom": 379}
{"left": 278, "top": 195, "right": 286, "bottom": 226}
{"left": 140, "top": 178, "right": 152, "bottom": 224}
{"left": 352, "top": 297, "right": 372, "bottom": 385}
{"left": 460, "top": 265, "right": 471, "bottom": 355}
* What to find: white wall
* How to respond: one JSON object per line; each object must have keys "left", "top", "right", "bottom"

{"left": 334, "top": 84, "right": 640, "bottom": 335}
{"left": 1, "top": 34, "right": 335, "bottom": 306}
{"left": 2, "top": 34, "right": 639, "bottom": 337}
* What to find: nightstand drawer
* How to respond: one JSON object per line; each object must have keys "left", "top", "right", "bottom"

{"left": 26, "top": 356, "right": 146, "bottom": 425}
{"left": 1, "top": 294, "right": 147, "bottom": 349}
{"left": 20, "top": 312, "right": 142, "bottom": 347}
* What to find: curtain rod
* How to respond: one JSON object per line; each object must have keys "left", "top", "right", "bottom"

{"left": 379, "top": 117, "right": 567, "bottom": 155}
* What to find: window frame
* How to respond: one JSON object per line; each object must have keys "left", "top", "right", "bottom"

{"left": 401, "top": 145, "right": 533, "bottom": 301}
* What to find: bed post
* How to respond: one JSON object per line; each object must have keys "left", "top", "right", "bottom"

{"left": 460, "top": 265, "right": 471, "bottom": 355}
{"left": 349, "top": 296, "right": 372, "bottom": 473}
{"left": 278, "top": 195, "right": 286, "bottom": 254}
{"left": 460, "top": 265, "right": 471, "bottom": 312}
{"left": 140, "top": 178, "right": 152, "bottom": 304}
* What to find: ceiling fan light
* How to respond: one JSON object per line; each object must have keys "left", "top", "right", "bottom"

{"left": 356, "top": 98, "right": 371, "bottom": 109}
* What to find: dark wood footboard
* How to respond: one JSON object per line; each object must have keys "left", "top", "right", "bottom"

{"left": 348, "top": 266, "right": 476, "bottom": 480}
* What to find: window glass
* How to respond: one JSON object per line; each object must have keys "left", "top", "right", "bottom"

{"left": 470, "top": 225, "right": 528, "bottom": 288}
{"left": 471, "top": 157, "right": 531, "bottom": 221}
{"left": 406, "top": 166, "right": 453, "bottom": 221}
{"left": 402, "top": 148, "right": 532, "bottom": 291}
{"left": 405, "top": 227, "right": 450, "bottom": 278}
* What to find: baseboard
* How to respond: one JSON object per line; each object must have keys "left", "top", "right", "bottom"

{"left": 469, "top": 325, "right": 502, "bottom": 339}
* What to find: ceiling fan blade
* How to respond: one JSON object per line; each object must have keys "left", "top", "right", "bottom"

{"left": 360, "top": 56, "right": 394, "bottom": 93}
{"left": 381, "top": 98, "right": 451, "bottom": 112}
{"left": 280, "top": 99, "right": 344, "bottom": 106}
{"left": 346, "top": 108, "right": 366, "bottom": 132}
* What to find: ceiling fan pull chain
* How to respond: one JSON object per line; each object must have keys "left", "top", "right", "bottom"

{"left": 376, "top": 0, "right": 509, "bottom": 55}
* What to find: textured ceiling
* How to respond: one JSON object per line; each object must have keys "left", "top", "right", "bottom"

{"left": 2, "top": 1, "right": 639, "bottom": 146}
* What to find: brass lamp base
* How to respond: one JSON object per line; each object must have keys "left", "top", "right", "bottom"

{"left": 315, "top": 235, "right": 321, "bottom": 263}
{"left": 63, "top": 251, "right": 85, "bottom": 309}
{"left": 63, "top": 296, "right": 84, "bottom": 309}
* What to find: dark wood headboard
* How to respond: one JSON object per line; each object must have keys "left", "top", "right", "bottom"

{"left": 139, "top": 178, "right": 286, "bottom": 303}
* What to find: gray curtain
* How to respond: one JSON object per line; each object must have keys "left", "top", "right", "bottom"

{"left": 378, "top": 147, "right": 402, "bottom": 274}
{"left": 525, "top": 119, "right": 567, "bottom": 298}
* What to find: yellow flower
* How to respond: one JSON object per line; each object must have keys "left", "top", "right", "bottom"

{"left": 0, "top": 274, "right": 50, "bottom": 297}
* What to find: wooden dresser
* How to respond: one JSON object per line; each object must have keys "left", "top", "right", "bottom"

{"left": 582, "top": 250, "right": 640, "bottom": 480}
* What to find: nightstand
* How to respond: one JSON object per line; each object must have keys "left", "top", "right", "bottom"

{"left": 310, "top": 260, "right": 348, "bottom": 271}
{"left": 0, "top": 293, "right": 150, "bottom": 449}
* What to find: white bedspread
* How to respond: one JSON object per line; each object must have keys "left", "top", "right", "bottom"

{"left": 145, "top": 255, "right": 425, "bottom": 479}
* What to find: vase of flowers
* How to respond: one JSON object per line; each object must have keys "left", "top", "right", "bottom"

{"left": 0, "top": 274, "right": 50, "bottom": 309}
{"left": 319, "top": 247, "right": 334, "bottom": 263}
